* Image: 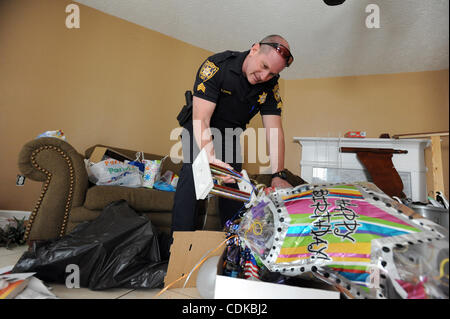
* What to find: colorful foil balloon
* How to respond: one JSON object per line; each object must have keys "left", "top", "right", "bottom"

{"left": 237, "top": 182, "right": 448, "bottom": 299}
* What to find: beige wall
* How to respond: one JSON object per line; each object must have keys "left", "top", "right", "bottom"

{"left": 0, "top": 0, "right": 212, "bottom": 210}
{"left": 1, "top": 0, "right": 448, "bottom": 211}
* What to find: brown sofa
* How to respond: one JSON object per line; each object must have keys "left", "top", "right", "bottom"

{"left": 18, "top": 137, "right": 308, "bottom": 243}
{"left": 18, "top": 137, "right": 222, "bottom": 243}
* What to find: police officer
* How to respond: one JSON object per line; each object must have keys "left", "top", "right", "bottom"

{"left": 172, "top": 34, "right": 293, "bottom": 232}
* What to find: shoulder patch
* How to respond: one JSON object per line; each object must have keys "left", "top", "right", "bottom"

{"left": 273, "top": 84, "right": 283, "bottom": 108}
{"left": 272, "top": 84, "right": 281, "bottom": 102}
{"left": 199, "top": 60, "right": 219, "bottom": 82}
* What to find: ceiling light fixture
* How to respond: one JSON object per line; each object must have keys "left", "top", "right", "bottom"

{"left": 323, "top": 0, "right": 346, "bottom": 6}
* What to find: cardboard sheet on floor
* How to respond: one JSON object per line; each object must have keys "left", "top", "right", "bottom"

{"left": 165, "top": 231, "right": 226, "bottom": 289}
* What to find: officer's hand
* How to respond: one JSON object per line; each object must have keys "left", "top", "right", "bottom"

{"left": 271, "top": 177, "right": 292, "bottom": 189}
{"left": 209, "top": 158, "right": 237, "bottom": 183}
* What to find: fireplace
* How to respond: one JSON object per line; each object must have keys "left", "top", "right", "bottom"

{"left": 293, "top": 137, "right": 430, "bottom": 202}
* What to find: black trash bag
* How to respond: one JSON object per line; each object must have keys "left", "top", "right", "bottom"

{"left": 12, "top": 200, "right": 168, "bottom": 290}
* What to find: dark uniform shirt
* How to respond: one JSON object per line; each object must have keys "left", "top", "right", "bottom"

{"left": 193, "top": 50, "right": 283, "bottom": 132}
{"left": 174, "top": 50, "right": 285, "bottom": 232}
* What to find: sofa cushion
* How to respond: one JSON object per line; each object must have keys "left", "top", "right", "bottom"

{"left": 84, "top": 185, "right": 175, "bottom": 212}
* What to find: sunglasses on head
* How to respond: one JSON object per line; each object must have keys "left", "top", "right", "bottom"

{"left": 259, "top": 42, "right": 294, "bottom": 67}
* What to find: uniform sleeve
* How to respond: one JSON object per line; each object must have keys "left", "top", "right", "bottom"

{"left": 259, "top": 82, "right": 283, "bottom": 116}
{"left": 192, "top": 57, "right": 222, "bottom": 104}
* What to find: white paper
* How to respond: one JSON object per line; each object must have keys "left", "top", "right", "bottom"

{"left": 14, "top": 277, "right": 58, "bottom": 299}
{"left": 0, "top": 265, "right": 14, "bottom": 275}
{"left": 0, "top": 271, "right": 35, "bottom": 282}
{"left": 214, "top": 275, "right": 340, "bottom": 299}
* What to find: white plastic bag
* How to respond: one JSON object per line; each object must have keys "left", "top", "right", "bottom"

{"left": 85, "top": 158, "right": 142, "bottom": 187}
{"left": 142, "top": 159, "right": 162, "bottom": 188}
{"left": 36, "top": 130, "right": 66, "bottom": 141}
{"left": 142, "top": 155, "right": 170, "bottom": 188}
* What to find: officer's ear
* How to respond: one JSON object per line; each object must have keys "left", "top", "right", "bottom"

{"left": 249, "top": 43, "right": 260, "bottom": 56}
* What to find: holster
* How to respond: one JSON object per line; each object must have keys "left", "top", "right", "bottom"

{"left": 176, "top": 90, "right": 193, "bottom": 127}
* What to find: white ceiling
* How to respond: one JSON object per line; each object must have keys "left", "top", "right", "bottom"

{"left": 75, "top": 0, "right": 449, "bottom": 80}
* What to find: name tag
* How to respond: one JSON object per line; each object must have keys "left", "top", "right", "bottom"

{"left": 220, "top": 88, "right": 232, "bottom": 95}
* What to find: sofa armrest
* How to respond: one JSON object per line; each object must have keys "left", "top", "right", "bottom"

{"left": 18, "top": 137, "right": 89, "bottom": 242}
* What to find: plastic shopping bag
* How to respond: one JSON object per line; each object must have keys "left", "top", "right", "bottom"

{"left": 36, "top": 130, "right": 66, "bottom": 141}
{"left": 142, "top": 160, "right": 161, "bottom": 188}
{"left": 85, "top": 158, "right": 142, "bottom": 187}
{"left": 128, "top": 152, "right": 145, "bottom": 173}
{"left": 142, "top": 156, "right": 167, "bottom": 189}
{"left": 153, "top": 180, "right": 175, "bottom": 192}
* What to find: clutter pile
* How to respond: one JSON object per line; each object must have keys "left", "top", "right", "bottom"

{"left": 85, "top": 149, "right": 178, "bottom": 191}
{"left": 178, "top": 148, "right": 448, "bottom": 299}
{"left": 216, "top": 182, "right": 448, "bottom": 299}
{"left": 0, "top": 216, "right": 26, "bottom": 249}
{"left": 35, "top": 130, "right": 179, "bottom": 191}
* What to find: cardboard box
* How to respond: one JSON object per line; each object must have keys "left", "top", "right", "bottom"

{"left": 89, "top": 146, "right": 133, "bottom": 163}
{"left": 165, "top": 231, "right": 226, "bottom": 289}
{"left": 165, "top": 231, "right": 340, "bottom": 299}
